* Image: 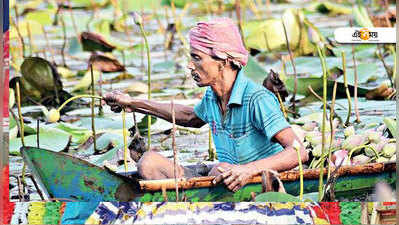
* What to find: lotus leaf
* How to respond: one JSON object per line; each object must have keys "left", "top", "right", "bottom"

{"left": 9, "top": 128, "right": 71, "bottom": 155}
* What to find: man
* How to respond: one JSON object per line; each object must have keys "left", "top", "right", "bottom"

{"left": 104, "top": 18, "right": 308, "bottom": 192}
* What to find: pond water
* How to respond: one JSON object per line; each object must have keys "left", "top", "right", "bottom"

{"left": 9, "top": 0, "right": 396, "bottom": 201}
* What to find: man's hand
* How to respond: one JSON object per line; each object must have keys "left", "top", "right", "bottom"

{"left": 103, "top": 91, "right": 135, "bottom": 113}
{"left": 212, "top": 164, "right": 256, "bottom": 192}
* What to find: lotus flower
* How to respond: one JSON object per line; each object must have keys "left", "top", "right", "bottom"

{"left": 344, "top": 126, "right": 355, "bottom": 137}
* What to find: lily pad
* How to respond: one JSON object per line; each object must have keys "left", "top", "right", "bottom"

{"left": 80, "top": 132, "right": 123, "bottom": 155}
{"left": 25, "top": 9, "right": 55, "bottom": 26}
{"left": 56, "top": 122, "right": 91, "bottom": 144}
{"left": 255, "top": 192, "right": 300, "bottom": 202}
{"left": 9, "top": 128, "right": 71, "bottom": 155}
{"left": 138, "top": 115, "right": 157, "bottom": 134}
{"left": 72, "top": 69, "right": 100, "bottom": 91}
{"left": 10, "top": 20, "right": 42, "bottom": 39}
{"left": 306, "top": 2, "right": 352, "bottom": 16}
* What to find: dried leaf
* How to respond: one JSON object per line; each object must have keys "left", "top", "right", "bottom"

{"left": 79, "top": 31, "right": 116, "bottom": 52}
{"left": 89, "top": 52, "right": 125, "bottom": 73}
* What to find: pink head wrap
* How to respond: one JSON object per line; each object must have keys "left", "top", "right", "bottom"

{"left": 189, "top": 18, "right": 248, "bottom": 67}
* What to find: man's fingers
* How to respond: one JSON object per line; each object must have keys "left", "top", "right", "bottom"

{"left": 223, "top": 173, "right": 237, "bottom": 186}
{"left": 213, "top": 174, "right": 223, "bottom": 184}
{"left": 212, "top": 169, "right": 231, "bottom": 185}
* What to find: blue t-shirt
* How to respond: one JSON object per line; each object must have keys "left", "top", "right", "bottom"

{"left": 194, "top": 70, "right": 290, "bottom": 164}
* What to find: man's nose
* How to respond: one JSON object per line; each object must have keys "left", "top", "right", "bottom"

{"left": 187, "top": 61, "right": 195, "bottom": 70}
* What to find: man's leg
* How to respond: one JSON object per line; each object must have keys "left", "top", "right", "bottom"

{"left": 137, "top": 151, "right": 187, "bottom": 179}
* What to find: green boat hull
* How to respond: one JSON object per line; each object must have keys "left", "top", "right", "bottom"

{"left": 136, "top": 172, "right": 396, "bottom": 202}
{"left": 21, "top": 147, "right": 396, "bottom": 202}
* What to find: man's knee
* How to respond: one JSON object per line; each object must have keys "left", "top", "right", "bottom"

{"left": 137, "top": 151, "right": 160, "bottom": 179}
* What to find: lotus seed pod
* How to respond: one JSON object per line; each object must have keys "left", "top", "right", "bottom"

{"left": 344, "top": 126, "right": 355, "bottom": 137}
{"left": 382, "top": 143, "right": 396, "bottom": 158}
{"left": 376, "top": 157, "right": 390, "bottom": 163}
{"left": 352, "top": 154, "right": 370, "bottom": 165}
{"left": 342, "top": 134, "right": 367, "bottom": 151}
{"left": 47, "top": 108, "right": 60, "bottom": 123}
{"left": 302, "top": 121, "right": 318, "bottom": 131}
{"left": 131, "top": 12, "right": 143, "bottom": 25}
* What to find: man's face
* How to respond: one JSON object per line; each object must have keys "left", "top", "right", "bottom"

{"left": 187, "top": 49, "right": 222, "bottom": 87}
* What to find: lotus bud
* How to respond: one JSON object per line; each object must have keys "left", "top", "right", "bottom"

{"left": 366, "top": 130, "right": 382, "bottom": 143}
{"left": 344, "top": 126, "right": 355, "bottom": 137}
{"left": 312, "top": 144, "right": 323, "bottom": 157}
{"left": 376, "top": 124, "right": 386, "bottom": 132}
{"left": 365, "top": 143, "right": 379, "bottom": 157}
{"left": 342, "top": 134, "right": 367, "bottom": 151}
{"left": 376, "top": 157, "right": 390, "bottom": 163}
{"left": 309, "top": 136, "right": 322, "bottom": 146}
{"left": 382, "top": 143, "right": 396, "bottom": 158}
{"left": 47, "top": 108, "right": 60, "bottom": 123}
{"left": 305, "top": 131, "right": 321, "bottom": 144}
{"left": 131, "top": 12, "right": 143, "bottom": 26}
{"left": 332, "top": 150, "right": 350, "bottom": 167}
{"left": 302, "top": 121, "right": 317, "bottom": 131}
{"left": 352, "top": 154, "right": 370, "bottom": 165}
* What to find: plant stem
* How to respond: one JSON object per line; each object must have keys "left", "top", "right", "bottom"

{"left": 351, "top": 40, "right": 360, "bottom": 123}
{"left": 26, "top": 22, "right": 33, "bottom": 56}
{"left": 98, "top": 72, "right": 103, "bottom": 116}
{"left": 15, "top": 81, "right": 25, "bottom": 146}
{"left": 327, "top": 81, "right": 337, "bottom": 180}
{"left": 317, "top": 44, "right": 327, "bottom": 201}
{"left": 275, "top": 89, "right": 288, "bottom": 119}
{"left": 60, "top": 14, "right": 67, "bottom": 67}
{"left": 282, "top": 20, "right": 297, "bottom": 117}
{"left": 208, "top": 128, "right": 215, "bottom": 161}
{"left": 36, "top": 120, "right": 40, "bottom": 148}
{"left": 122, "top": 109, "right": 128, "bottom": 172}
{"left": 235, "top": 0, "right": 245, "bottom": 48}
{"left": 293, "top": 141, "right": 303, "bottom": 200}
{"left": 341, "top": 51, "right": 352, "bottom": 126}
{"left": 56, "top": 95, "right": 102, "bottom": 112}
{"left": 68, "top": 0, "right": 79, "bottom": 35}
{"left": 42, "top": 25, "right": 56, "bottom": 63}
{"left": 16, "top": 81, "right": 27, "bottom": 187}
{"left": 171, "top": 98, "right": 179, "bottom": 201}
{"left": 348, "top": 145, "right": 379, "bottom": 160}
{"left": 90, "top": 65, "right": 97, "bottom": 152}
{"left": 138, "top": 18, "right": 152, "bottom": 151}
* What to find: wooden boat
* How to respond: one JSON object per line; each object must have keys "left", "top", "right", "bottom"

{"left": 21, "top": 146, "right": 396, "bottom": 202}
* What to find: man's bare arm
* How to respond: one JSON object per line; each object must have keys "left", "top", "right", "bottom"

{"left": 244, "top": 127, "right": 309, "bottom": 175}
{"left": 103, "top": 91, "right": 206, "bottom": 128}
{"left": 130, "top": 99, "right": 206, "bottom": 128}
